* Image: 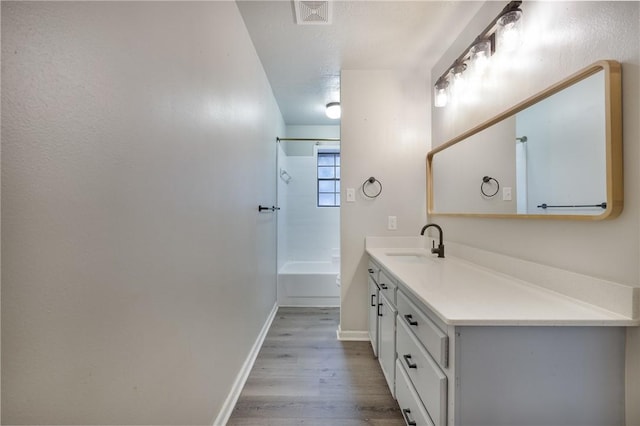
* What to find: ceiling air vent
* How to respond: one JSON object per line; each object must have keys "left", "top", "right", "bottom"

{"left": 294, "top": 1, "right": 332, "bottom": 25}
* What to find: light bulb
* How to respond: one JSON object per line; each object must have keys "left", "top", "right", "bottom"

{"left": 433, "top": 78, "right": 449, "bottom": 108}
{"left": 470, "top": 40, "right": 492, "bottom": 74}
{"left": 325, "top": 102, "right": 341, "bottom": 119}
{"left": 497, "top": 10, "right": 523, "bottom": 53}
{"left": 451, "top": 63, "right": 467, "bottom": 95}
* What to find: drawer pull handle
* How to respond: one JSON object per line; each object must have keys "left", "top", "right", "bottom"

{"left": 371, "top": 294, "right": 376, "bottom": 307}
{"left": 380, "top": 283, "right": 388, "bottom": 290}
{"left": 403, "top": 354, "right": 417, "bottom": 369}
{"left": 368, "top": 268, "right": 374, "bottom": 274}
{"left": 377, "top": 303, "right": 383, "bottom": 317}
{"left": 404, "top": 314, "right": 418, "bottom": 326}
{"left": 402, "top": 408, "right": 417, "bottom": 426}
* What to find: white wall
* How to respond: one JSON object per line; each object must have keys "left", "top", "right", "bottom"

{"left": 433, "top": 116, "right": 517, "bottom": 214}
{"left": 517, "top": 71, "right": 606, "bottom": 215}
{"left": 286, "top": 125, "right": 339, "bottom": 139}
{"left": 1, "top": 2, "right": 283, "bottom": 424}
{"left": 278, "top": 125, "right": 340, "bottom": 265}
{"left": 430, "top": 2, "right": 639, "bottom": 423}
{"left": 340, "top": 70, "right": 429, "bottom": 333}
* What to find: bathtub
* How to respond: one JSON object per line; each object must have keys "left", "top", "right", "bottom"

{"left": 277, "top": 261, "right": 340, "bottom": 307}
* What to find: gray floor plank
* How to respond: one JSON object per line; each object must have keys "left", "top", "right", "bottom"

{"left": 227, "top": 307, "right": 404, "bottom": 425}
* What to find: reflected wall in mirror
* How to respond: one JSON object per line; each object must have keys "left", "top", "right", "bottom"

{"left": 427, "top": 60, "right": 622, "bottom": 220}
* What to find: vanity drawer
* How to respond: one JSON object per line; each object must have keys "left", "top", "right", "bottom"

{"left": 367, "top": 260, "right": 380, "bottom": 284}
{"left": 396, "top": 359, "right": 435, "bottom": 426}
{"left": 378, "top": 269, "right": 397, "bottom": 306}
{"left": 397, "top": 290, "right": 448, "bottom": 368}
{"left": 397, "top": 318, "right": 447, "bottom": 426}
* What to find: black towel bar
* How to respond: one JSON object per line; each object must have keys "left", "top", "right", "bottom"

{"left": 537, "top": 202, "right": 607, "bottom": 209}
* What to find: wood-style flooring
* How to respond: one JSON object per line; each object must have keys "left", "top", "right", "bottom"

{"left": 227, "top": 307, "right": 404, "bottom": 425}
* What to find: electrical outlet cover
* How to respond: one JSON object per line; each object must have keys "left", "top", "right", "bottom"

{"left": 388, "top": 216, "right": 397, "bottom": 230}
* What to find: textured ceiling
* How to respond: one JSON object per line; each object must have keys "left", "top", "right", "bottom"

{"left": 236, "top": 1, "right": 483, "bottom": 125}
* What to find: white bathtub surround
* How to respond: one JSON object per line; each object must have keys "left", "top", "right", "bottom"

{"left": 278, "top": 125, "right": 340, "bottom": 265}
{"left": 366, "top": 236, "right": 638, "bottom": 325}
{"left": 276, "top": 125, "right": 341, "bottom": 307}
{"left": 330, "top": 247, "right": 340, "bottom": 265}
{"left": 281, "top": 155, "right": 340, "bottom": 261}
{"left": 277, "top": 261, "right": 340, "bottom": 307}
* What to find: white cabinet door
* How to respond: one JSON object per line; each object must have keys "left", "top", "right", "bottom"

{"left": 368, "top": 277, "right": 379, "bottom": 357}
{"left": 378, "top": 292, "right": 397, "bottom": 397}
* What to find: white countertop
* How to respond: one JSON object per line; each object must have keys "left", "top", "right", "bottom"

{"left": 366, "top": 243, "right": 638, "bottom": 326}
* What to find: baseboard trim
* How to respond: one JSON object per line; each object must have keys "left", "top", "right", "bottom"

{"left": 278, "top": 304, "right": 340, "bottom": 308}
{"left": 212, "top": 302, "right": 278, "bottom": 426}
{"left": 336, "top": 325, "right": 370, "bottom": 341}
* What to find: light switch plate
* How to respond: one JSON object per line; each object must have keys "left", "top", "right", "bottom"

{"left": 346, "top": 188, "right": 355, "bottom": 202}
{"left": 503, "top": 187, "right": 512, "bottom": 201}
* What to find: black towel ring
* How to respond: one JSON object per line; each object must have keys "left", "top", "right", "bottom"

{"left": 480, "top": 176, "right": 500, "bottom": 197}
{"left": 362, "top": 177, "right": 383, "bottom": 198}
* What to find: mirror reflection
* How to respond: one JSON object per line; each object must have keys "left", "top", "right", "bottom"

{"left": 428, "top": 61, "right": 621, "bottom": 220}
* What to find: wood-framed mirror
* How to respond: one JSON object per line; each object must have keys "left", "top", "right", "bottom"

{"left": 427, "top": 60, "right": 622, "bottom": 220}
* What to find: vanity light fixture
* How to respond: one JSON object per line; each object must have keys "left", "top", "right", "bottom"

{"left": 325, "top": 102, "right": 341, "bottom": 119}
{"left": 433, "top": 0, "right": 523, "bottom": 108}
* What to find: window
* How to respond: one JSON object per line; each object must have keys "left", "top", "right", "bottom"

{"left": 317, "top": 149, "right": 340, "bottom": 207}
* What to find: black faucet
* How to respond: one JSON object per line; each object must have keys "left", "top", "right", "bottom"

{"left": 420, "top": 223, "right": 445, "bottom": 258}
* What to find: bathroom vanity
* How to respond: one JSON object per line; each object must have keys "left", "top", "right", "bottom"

{"left": 366, "top": 237, "right": 638, "bottom": 426}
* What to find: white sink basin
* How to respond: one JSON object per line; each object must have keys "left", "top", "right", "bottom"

{"left": 385, "top": 252, "right": 433, "bottom": 263}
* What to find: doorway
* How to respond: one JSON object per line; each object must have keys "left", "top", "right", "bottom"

{"left": 276, "top": 137, "right": 341, "bottom": 306}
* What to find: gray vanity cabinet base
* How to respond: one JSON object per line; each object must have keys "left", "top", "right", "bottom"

{"left": 454, "top": 326, "right": 625, "bottom": 426}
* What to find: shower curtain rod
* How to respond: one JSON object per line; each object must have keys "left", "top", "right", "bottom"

{"left": 276, "top": 137, "right": 340, "bottom": 142}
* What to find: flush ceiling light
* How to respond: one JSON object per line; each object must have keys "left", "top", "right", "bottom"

{"left": 325, "top": 102, "right": 341, "bottom": 119}
{"left": 433, "top": 0, "right": 523, "bottom": 108}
